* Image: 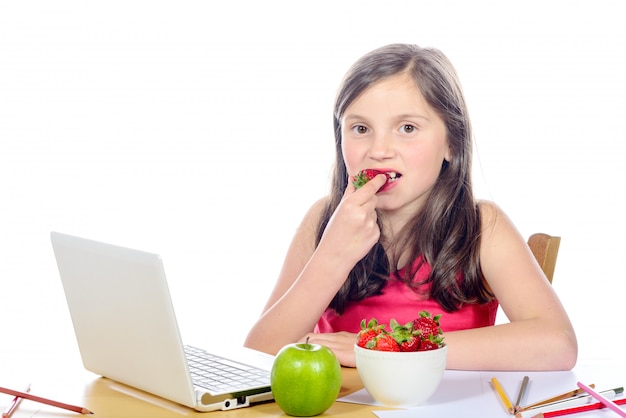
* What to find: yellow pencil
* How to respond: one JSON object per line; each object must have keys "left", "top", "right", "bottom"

{"left": 492, "top": 377, "right": 514, "bottom": 414}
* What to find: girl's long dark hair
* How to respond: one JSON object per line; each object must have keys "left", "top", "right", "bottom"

{"left": 317, "top": 44, "right": 494, "bottom": 315}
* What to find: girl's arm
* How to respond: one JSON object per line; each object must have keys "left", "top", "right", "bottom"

{"left": 443, "top": 201, "right": 578, "bottom": 370}
{"left": 244, "top": 175, "right": 387, "bottom": 356}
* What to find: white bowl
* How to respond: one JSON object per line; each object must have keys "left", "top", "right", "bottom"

{"left": 354, "top": 343, "right": 447, "bottom": 407}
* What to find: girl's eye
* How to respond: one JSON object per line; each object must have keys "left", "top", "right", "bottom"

{"left": 401, "top": 124, "right": 416, "bottom": 134}
{"left": 352, "top": 125, "right": 368, "bottom": 135}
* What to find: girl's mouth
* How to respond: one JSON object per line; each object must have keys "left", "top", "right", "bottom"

{"left": 385, "top": 171, "right": 401, "bottom": 183}
{"left": 377, "top": 171, "right": 401, "bottom": 193}
{"left": 352, "top": 169, "right": 402, "bottom": 191}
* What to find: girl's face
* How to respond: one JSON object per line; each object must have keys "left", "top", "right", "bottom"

{"left": 341, "top": 73, "right": 450, "bottom": 219}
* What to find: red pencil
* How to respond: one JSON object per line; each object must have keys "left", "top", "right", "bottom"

{"left": 0, "top": 386, "right": 93, "bottom": 415}
{"left": 532, "top": 397, "right": 626, "bottom": 417}
{"left": 577, "top": 381, "right": 626, "bottom": 418}
{"left": 1, "top": 384, "right": 30, "bottom": 418}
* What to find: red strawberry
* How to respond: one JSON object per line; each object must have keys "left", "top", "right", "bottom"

{"left": 357, "top": 312, "right": 444, "bottom": 353}
{"left": 366, "top": 333, "right": 400, "bottom": 352}
{"left": 412, "top": 311, "right": 442, "bottom": 340}
{"left": 389, "top": 319, "right": 421, "bottom": 352}
{"left": 418, "top": 338, "right": 441, "bottom": 351}
{"left": 399, "top": 336, "right": 421, "bottom": 352}
{"left": 352, "top": 169, "right": 389, "bottom": 189}
{"left": 356, "top": 318, "right": 384, "bottom": 348}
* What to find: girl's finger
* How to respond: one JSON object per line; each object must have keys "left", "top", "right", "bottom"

{"left": 348, "top": 174, "right": 387, "bottom": 204}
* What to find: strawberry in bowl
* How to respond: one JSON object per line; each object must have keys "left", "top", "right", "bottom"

{"left": 354, "top": 311, "right": 447, "bottom": 407}
{"left": 357, "top": 311, "right": 444, "bottom": 352}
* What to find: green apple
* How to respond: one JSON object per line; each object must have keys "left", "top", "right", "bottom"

{"left": 270, "top": 340, "right": 342, "bottom": 416}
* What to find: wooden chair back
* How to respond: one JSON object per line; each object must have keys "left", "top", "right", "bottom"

{"left": 527, "top": 233, "right": 561, "bottom": 283}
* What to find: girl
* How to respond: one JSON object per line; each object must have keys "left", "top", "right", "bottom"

{"left": 244, "top": 44, "right": 577, "bottom": 370}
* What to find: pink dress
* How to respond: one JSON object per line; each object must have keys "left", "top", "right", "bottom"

{"left": 315, "top": 257, "right": 498, "bottom": 334}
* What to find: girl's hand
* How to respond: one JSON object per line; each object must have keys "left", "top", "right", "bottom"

{"left": 316, "top": 174, "right": 387, "bottom": 269}
{"left": 301, "top": 331, "right": 358, "bottom": 367}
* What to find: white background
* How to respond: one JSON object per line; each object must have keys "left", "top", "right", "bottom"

{"left": 1, "top": 1, "right": 624, "bottom": 374}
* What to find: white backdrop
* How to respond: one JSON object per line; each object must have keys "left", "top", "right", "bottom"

{"left": 1, "top": 1, "right": 624, "bottom": 373}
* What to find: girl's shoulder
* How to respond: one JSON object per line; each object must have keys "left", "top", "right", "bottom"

{"left": 476, "top": 199, "right": 522, "bottom": 248}
{"left": 295, "top": 196, "right": 331, "bottom": 237}
{"left": 476, "top": 198, "right": 499, "bottom": 212}
{"left": 304, "top": 196, "right": 330, "bottom": 222}
{"left": 476, "top": 199, "right": 509, "bottom": 231}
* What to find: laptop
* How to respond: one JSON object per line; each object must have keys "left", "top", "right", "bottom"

{"left": 50, "top": 231, "right": 274, "bottom": 412}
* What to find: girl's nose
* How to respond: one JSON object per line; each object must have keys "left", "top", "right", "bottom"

{"left": 368, "top": 133, "right": 395, "bottom": 160}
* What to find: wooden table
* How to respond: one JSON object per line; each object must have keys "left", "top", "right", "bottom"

{"left": 3, "top": 342, "right": 625, "bottom": 417}
{"left": 3, "top": 366, "right": 392, "bottom": 417}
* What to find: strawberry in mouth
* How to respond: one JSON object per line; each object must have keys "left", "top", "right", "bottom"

{"left": 352, "top": 169, "right": 401, "bottom": 190}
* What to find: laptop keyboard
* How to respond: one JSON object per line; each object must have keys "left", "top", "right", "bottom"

{"left": 184, "top": 345, "right": 271, "bottom": 393}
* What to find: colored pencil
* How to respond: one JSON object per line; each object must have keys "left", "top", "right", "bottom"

{"left": 518, "top": 384, "right": 595, "bottom": 412}
{"left": 491, "top": 377, "right": 514, "bottom": 414}
{"left": 1, "top": 384, "right": 30, "bottom": 418}
{"left": 517, "top": 387, "right": 623, "bottom": 418}
{"left": 577, "top": 381, "right": 626, "bottom": 417}
{"left": 514, "top": 376, "right": 530, "bottom": 412}
{"left": 532, "top": 397, "right": 626, "bottom": 417}
{"left": 0, "top": 386, "right": 93, "bottom": 415}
